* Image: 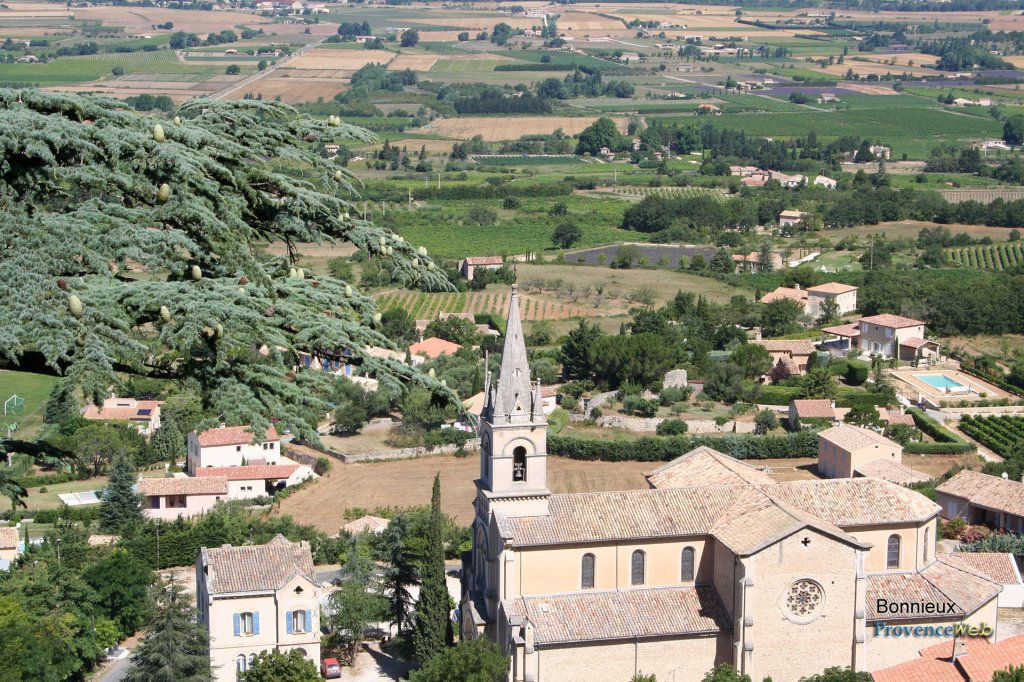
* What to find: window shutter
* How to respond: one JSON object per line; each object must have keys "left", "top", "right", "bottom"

{"left": 252, "top": 611, "right": 260, "bottom": 635}
{"left": 286, "top": 610, "right": 293, "bottom": 635}
{"left": 305, "top": 609, "right": 313, "bottom": 632}
{"left": 233, "top": 613, "right": 240, "bottom": 637}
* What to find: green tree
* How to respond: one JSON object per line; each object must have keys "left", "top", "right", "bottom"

{"left": 414, "top": 473, "right": 450, "bottom": 664}
{"left": 710, "top": 248, "right": 735, "bottom": 273}
{"left": 631, "top": 675, "right": 658, "bottom": 682}
{"left": 401, "top": 29, "right": 420, "bottom": 47}
{"left": 702, "top": 664, "right": 752, "bottom": 682}
{"left": 731, "top": 343, "right": 772, "bottom": 379}
{"left": 226, "top": 64, "right": 241, "bottom": 75}
{"left": 886, "top": 423, "right": 920, "bottom": 445}
{"left": 799, "top": 367, "right": 838, "bottom": 400}
{"left": 797, "top": 667, "right": 871, "bottom": 682}
{"left": 424, "top": 316, "right": 481, "bottom": 346}
{"left": 0, "top": 469, "right": 27, "bottom": 510}
{"left": 490, "top": 22, "right": 513, "bottom": 46}
{"left": 817, "top": 298, "right": 840, "bottom": 326}
{"left": 761, "top": 299, "right": 804, "bottom": 338}
{"left": 0, "top": 92, "right": 448, "bottom": 444}
{"left": 1003, "top": 115, "right": 1024, "bottom": 146}
{"left": 576, "top": 118, "right": 620, "bottom": 155}
{"left": 993, "top": 665, "right": 1024, "bottom": 682}
{"left": 589, "top": 333, "right": 677, "bottom": 389}
{"left": 82, "top": 548, "right": 154, "bottom": 637}
{"left": 241, "top": 649, "right": 320, "bottom": 682}
{"left": 126, "top": 578, "right": 212, "bottom": 682}
{"left": 381, "top": 307, "right": 418, "bottom": 346}
{"left": 551, "top": 221, "right": 583, "bottom": 249}
{"left": 99, "top": 454, "right": 145, "bottom": 533}
{"left": 149, "top": 417, "right": 184, "bottom": 466}
{"left": 377, "top": 514, "right": 419, "bottom": 633}
{"left": 326, "top": 578, "right": 388, "bottom": 662}
{"left": 558, "top": 319, "right": 603, "bottom": 380}
{"left": 333, "top": 398, "right": 368, "bottom": 434}
{"left": 44, "top": 383, "right": 79, "bottom": 424}
{"left": 408, "top": 637, "right": 508, "bottom": 682}
{"left": 754, "top": 409, "right": 779, "bottom": 435}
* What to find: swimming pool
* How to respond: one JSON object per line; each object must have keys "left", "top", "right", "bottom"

{"left": 915, "top": 374, "right": 967, "bottom": 392}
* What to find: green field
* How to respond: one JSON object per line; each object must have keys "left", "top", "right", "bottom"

{"left": 0, "top": 369, "right": 60, "bottom": 440}
{"left": 948, "top": 242, "right": 1024, "bottom": 270}
{"left": 430, "top": 59, "right": 505, "bottom": 73}
{"left": 0, "top": 49, "right": 253, "bottom": 85}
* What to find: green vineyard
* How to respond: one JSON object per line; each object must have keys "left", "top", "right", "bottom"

{"left": 609, "top": 186, "right": 729, "bottom": 201}
{"left": 958, "top": 414, "right": 1024, "bottom": 456}
{"left": 375, "top": 290, "right": 589, "bottom": 321}
{"left": 947, "top": 242, "right": 1024, "bottom": 271}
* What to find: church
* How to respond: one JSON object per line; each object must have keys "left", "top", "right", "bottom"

{"left": 459, "top": 286, "right": 1001, "bottom": 682}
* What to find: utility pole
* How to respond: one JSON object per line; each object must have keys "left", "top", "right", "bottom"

{"left": 869, "top": 234, "right": 874, "bottom": 271}
{"left": 437, "top": 172, "right": 442, "bottom": 189}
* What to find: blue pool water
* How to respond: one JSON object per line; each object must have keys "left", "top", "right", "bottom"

{"left": 916, "top": 374, "right": 965, "bottom": 390}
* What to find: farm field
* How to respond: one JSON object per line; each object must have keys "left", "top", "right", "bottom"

{"left": 941, "top": 188, "right": 1024, "bottom": 204}
{"left": 821, "top": 221, "right": 1017, "bottom": 243}
{"left": 375, "top": 289, "right": 597, "bottom": 322}
{"left": 947, "top": 242, "right": 1024, "bottom": 271}
{"left": 0, "top": 369, "right": 59, "bottom": 440}
{"left": 224, "top": 75, "right": 345, "bottom": 103}
{"left": 564, "top": 243, "right": 718, "bottom": 266}
{"left": 286, "top": 48, "right": 395, "bottom": 70}
{"left": 958, "top": 415, "right": 1024, "bottom": 457}
{"left": 415, "top": 116, "right": 629, "bottom": 142}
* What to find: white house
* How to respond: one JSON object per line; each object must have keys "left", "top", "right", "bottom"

{"left": 187, "top": 425, "right": 281, "bottom": 474}
{"left": 813, "top": 175, "right": 837, "bottom": 189}
{"left": 194, "top": 464, "right": 317, "bottom": 500}
{"left": 197, "top": 535, "right": 322, "bottom": 681}
{"left": 82, "top": 397, "right": 163, "bottom": 435}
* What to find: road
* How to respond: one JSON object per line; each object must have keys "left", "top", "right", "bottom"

{"left": 209, "top": 35, "right": 328, "bottom": 101}
{"left": 94, "top": 651, "right": 132, "bottom": 682}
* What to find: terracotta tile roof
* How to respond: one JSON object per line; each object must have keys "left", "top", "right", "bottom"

{"left": 463, "top": 256, "right": 503, "bottom": 266}
{"left": 646, "top": 446, "right": 775, "bottom": 489}
{"left": 821, "top": 323, "right": 860, "bottom": 337}
{"left": 807, "top": 282, "right": 858, "bottom": 295}
{"left": 200, "top": 535, "right": 316, "bottom": 595}
{"left": 868, "top": 555, "right": 1000, "bottom": 621}
{"left": 754, "top": 338, "right": 816, "bottom": 355}
{"left": 0, "top": 527, "right": 19, "bottom": 550}
{"left": 949, "top": 552, "right": 1023, "bottom": 586}
{"left": 194, "top": 464, "right": 299, "bottom": 481}
{"left": 854, "top": 458, "right": 931, "bottom": 485}
{"left": 138, "top": 476, "right": 227, "bottom": 496}
{"left": 83, "top": 398, "right": 162, "bottom": 422}
{"left": 859, "top": 313, "right": 925, "bottom": 328}
{"left": 759, "top": 287, "right": 808, "bottom": 305}
{"left": 818, "top": 423, "right": 900, "bottom": 453}
{"left": 900, "top": 337, "right": 937, "bottom": 349}
{"left": 883, "top": 410, "right": 916, "bottom": 426}
{"left": 196, "top": 425, "right": 278, "bottom": 448}
{"left": 792, "top": 399, "right": 836, "bottom": 419}
{"left": 342, "top": 515, "right": 390, "bottom": 534}
{"left": 874, "top": 635, "right": 1024, "bottom": 682}
{"left": 409, "top": 336, "right": 462, "bottom": 359}
{"left": 500, "top": 471, "right": 936, "bottom": 548}
{"left": 503, "top": 586, "right": 731, "bottom": 645}
{"left": 763, "top": 478, "right": 939, "bottom": 527}
{"left": 937, "top": 470, "right": 1024, "bottom": 518}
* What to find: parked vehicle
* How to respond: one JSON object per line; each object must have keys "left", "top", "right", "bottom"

{"left": 322, "top": 658, "right": 342, "bottom": 679}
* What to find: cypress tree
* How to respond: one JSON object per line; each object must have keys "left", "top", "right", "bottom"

{"left": 414, "top": 473, "right": 449, "bottom": 665}
{"left": 0, "top": 90, "right": 452, "bottom": 442}
{"left": 149, "top": 416, "right": 184, "bottom": 467}
{"left": 99, "top": 454, "right": 144, "bottom": 534}
{"left": 43, "top": 383, "right": 79, "bottom": 425}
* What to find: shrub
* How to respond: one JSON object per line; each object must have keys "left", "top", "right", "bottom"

{"left": 959, "top": 524, "right": 992, "bottom": 543}
{"left": 941, "top": 517, "right": 966, "bottom": 540}
{"left": 561, "top": 396, "right": 578, "bottom": 412}
{"left": 623, "top": 395, "right": 658, "bottom": 417}
{"left": 589, "top": 407, "right": 603, "bottom": 420}
{"left": 844, "top": 360, "right": 870, "bottom": 386}
{"left": 757, "top": 385, "right": 802, "bottom": 406}
{"left": 659, "top": 387, "right": 690, "bottom": 406}
{"left": 656, "top": 419, "right": 688, "bottom": 436}
{"left": 314, "top": 457, "right": 331, "bottom": 476}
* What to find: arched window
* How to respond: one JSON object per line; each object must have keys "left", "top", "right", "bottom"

{"left": 512, "top": 446, "right": 527, "bottom": 482}
{"left": 294, "top": 648, "right": 307, "bottom": 658}
{"left": 581, "top": 553, "right": 596, "bottom": 589}
{"left": 631, "top": 550, "right": 646, "bottom": 586}
{"left": 681, "top": 547, "right": 695, "bottom": 582}
{"left": 923, "top": 528, "right": 930, "bottom": 563}
{"left": 887, "top": 535, "right": 901, "bottom": 569}
{"left": 236, "top": 654, "right": 247, "bottom": 679}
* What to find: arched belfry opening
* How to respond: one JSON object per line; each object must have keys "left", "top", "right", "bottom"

{"left": 512, "top": 446, "right": 527, "bottom": 482}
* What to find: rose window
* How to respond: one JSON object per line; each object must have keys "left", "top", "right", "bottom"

{"left": 785, "top": 580, "right": 824, "bottom": 620}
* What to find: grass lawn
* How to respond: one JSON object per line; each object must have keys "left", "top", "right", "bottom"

{"left": 24, "top": 469, "right": 166, "bottom": 510}
{"left": 0, "top": 369, "right": 60, "bottom": 440}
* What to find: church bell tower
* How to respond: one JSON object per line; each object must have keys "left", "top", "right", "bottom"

{"left": 477, "top": 284, "right": 550, "bottom": 519}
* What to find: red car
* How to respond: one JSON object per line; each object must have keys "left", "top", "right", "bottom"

{"left": 321, "top": 658, "right": 341, "bottom": 679}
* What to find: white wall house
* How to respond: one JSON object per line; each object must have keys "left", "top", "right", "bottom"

{"left": 187, "top": 425, "right": 280, "bottom": 474}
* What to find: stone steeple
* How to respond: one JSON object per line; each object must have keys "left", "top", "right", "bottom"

{"left": 482, "top": 284, "right": 544, "bottom": 426}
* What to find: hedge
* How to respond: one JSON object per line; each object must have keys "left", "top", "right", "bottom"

{"left": 835, "top": 389, "right": 889, "bottom": 409}
{"left": 844, "top": 361, "right": 869, "bottom": 386}
{"left": 758, "top": 385, "right": 802, "bottom": 406}
{"left": 906, "top": 407, "right": 974, "bottom": 454}
{"left": 548, "top": 431, "right": 818, "bottom": 462}
{"left": 958, "top": 364, "right": 1024, "bottom": 399}
{"left": 14, "top": 472, "right": 77, "bottom": 488}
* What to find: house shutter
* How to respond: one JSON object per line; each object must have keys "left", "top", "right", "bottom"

{"left": 305, "top": 609, "right": 313, "bottom": 632}
{"left": 252, "top": 611, "right": 260, "bottom": 635}
{"left": 233, "top": 613, "right": 240, "bottom": 637}
{"left": 286, "top": 610, "right": 293, "bottom": 635}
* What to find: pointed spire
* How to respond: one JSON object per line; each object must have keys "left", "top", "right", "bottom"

{"left": 487, "top": 285, "right": 543, "bottom": 425}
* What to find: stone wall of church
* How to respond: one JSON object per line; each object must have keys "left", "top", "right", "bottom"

{"left": 740, "top": 529, "right": 859, "bottom": 682}
{"left": 849, "top": 518, "right": 936, "bottom": 573}
{"left": 529, "top": 635, "right": 724, "bottom": 682}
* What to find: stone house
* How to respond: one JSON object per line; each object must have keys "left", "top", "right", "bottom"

{"left": 752, "top": 338, "right": 816, "bottom": 376}
{"left": 194, "top": 464, "right": 315, "bottom": 500}
{"left": 459, "top": 287, "right": 1000, "bottom": 682}
{"left": 138, "top": 476, "right": 228, "bottom": 520}
{"left": 778, "top": 209, "right": 807, "bottom": 227}
{"left": 187, "top": 425, "right": 281, "bottom": 474}
{"left": 0, "top": 526, "right": 21, "bottom": 570}
{"left": 816, "top": 423, "right": 912, "bottom": 481}
{"left": 806, "top": 282, "right": 858, "bottom": 317}
{"left": 197, "top": 535, "right": 322, "bottom": 682}
{"left": 788, "top": 399, "right": 839, "bottom": 429}
{"left": 459, "top": 256, "right": 504, "bottom": 281}
{"left": 936, "top": 469, "right": 1024, "bottom": 534}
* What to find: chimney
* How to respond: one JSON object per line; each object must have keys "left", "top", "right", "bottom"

{"left": 794, "top": 283, "right": 801, "bottom": 291}
{"left": 219, "top": 423, "right": 226, "bottom": 429}
{"left": 952, "top": 639, "right": 968, "bottom": 659}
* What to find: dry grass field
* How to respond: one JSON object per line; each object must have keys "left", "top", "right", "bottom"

{"left": 225, "top": 75, "right": 345, "bottom": 102}
{"left": 288, "top": 49, "right": 395, "bottom": 70}
{"left": 823, "top": 220, "right": 1016, "bottom": 243}
{"left": 558, "top": 11, "right": 626, "bottom": 31}
{"left": 388, "top": 54, "right": 440, "bottom": 71}
{"left": 77, "top": 6, "right": 271, "bottom": 34}
{"left": 842, "top": 82, "right": 902, "bottom": 96}
{"left": 417, "top": 115, "right": 628, "bottom": 141}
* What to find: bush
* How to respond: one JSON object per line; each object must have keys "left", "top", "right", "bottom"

{"left": 659, "top": 387, "right": 690, "bottom": 406}
{"left": 959, "top": 524, "right": 992, "bottom": 543}
{"left": 656, "top": 419, "right": 688, "bottom": 436}
{"left": 623, "top": 395, "right": 658, "bottom": 417}
{"left": 589, "top": 407, "right": 603, "bottom": 419}
{"left": 844, "top": 360, "right": 870, "bottom": 386}
{"left": 15, "top": 472, "right": 76, "bottom": 488}
{"left": 941, "top": 517, "right": 966, "bottom": 540}
{"left": 314, "top": 457, "right": 331, "bottom": 476}
{"left": 757, "top": 385, "right": 802, "bottom": 405}
{"left": 423, "top": 428, "right": 474, "bottom": 452}
{"left": 560, "top": 396, "right": 578, "bottom": 412}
